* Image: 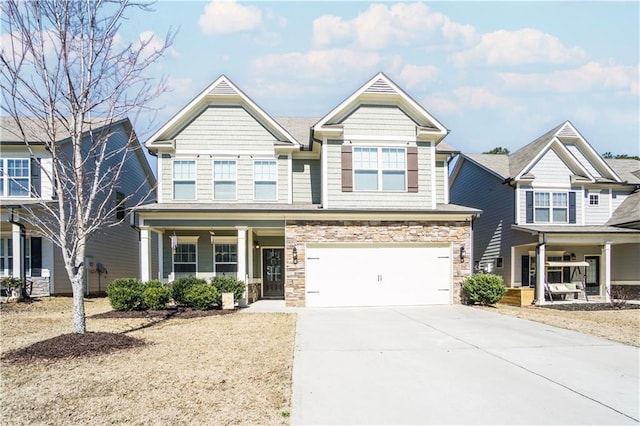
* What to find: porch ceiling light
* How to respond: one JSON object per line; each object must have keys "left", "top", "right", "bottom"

{"left": 210, "top": 231, "right": 215, "bottom": 245}
{"left": 170, "top": 232, "right": 178, "bottom": 252}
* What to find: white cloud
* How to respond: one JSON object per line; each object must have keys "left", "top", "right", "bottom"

{"left": 499, "top": 62, "right": 638, "bottom": 94}
{"left": 312, "top": 3, "right": 476, "bottom": 50}
{"left": 199, "top": 0, "right": 262, "bottom": 35}
{"left": 449, "top": 28, "right": 586, "bottom": 67}
{"left": 252, "top": 48, "right": 403, "bottom": 82}
{"left": 452, "top": 86, "right": 509, "bottom": 109}
{"left": 399, "top": 64, "right": 439, "bottom": 89}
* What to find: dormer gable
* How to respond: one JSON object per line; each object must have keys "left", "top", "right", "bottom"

{"left": 313, "top": 72, "right": 448, "bottom": 144}
{"left": 511, "top": 120, "right": 622, "bottom": 183}
{"left": 145, "top": 75, "right": 300, "bottom": 151}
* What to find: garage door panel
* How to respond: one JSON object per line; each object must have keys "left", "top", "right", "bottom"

{"left": 305, "top": 245, "right": 452, "bottom": 307}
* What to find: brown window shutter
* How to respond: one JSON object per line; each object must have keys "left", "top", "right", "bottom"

{"left": 407, "top": 147, "right": 418, "bottom": 192}
{"left": 341, "top": 145, "right": 353, "bottom": 192}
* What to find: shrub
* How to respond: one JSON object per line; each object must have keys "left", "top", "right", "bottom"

{"left": 211, "top": 276, "right": 245, "bottom": 305}
{"left": 106, "top": 278, "right": 145, "bottom": 311}
{"left": 462, "top": 274, "right": 506, "bottom": 306}
{"left": 171, "top": 276, "right": 207, "bottom": 305}
{"left": 182, "top": 283, "right": 219, "bottom": 310}
{"left": 142, "top": 284, "right": 171, "bottom": 310}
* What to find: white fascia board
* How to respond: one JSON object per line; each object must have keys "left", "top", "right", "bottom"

{"left": 515, "top": 137, "right": 595, "bottom": 182}
{"left": 566, "top": 123, "right": 622, "bottom": 182}
{"left": 552, "top": 138, "right": 597, "bottom": 181}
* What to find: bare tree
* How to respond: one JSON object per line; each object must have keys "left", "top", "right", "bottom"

{"left": 0, "top": 0, "right": 173, "bottom": 334}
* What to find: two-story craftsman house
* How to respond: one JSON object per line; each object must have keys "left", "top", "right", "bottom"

{"left": 450, "top": 121, "right": 640, "bottom": 303}
{"left": 0, "top": 117, "right": 156, "bottom": 296}
{"left": 138, "top": 73, "right": 479, "bottom": 307}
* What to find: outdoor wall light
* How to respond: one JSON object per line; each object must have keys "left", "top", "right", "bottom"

{"left": 460, "top": 246, "right": 466, "bottom": 263}
{"left": 571, "top": 253, "right": 576, "bottom": 261}
{"left": 209, "top": 231, "right": 216, "bottom": 245}
{"left": 255, "top": 239, "right": 260, "bottom": 249}
{"left": 292, "top": 246, "right": 298, "bottom": 264}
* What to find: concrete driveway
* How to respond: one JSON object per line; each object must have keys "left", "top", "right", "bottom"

{"left": 291, "top": 305, "right": 639, "bottom": 425}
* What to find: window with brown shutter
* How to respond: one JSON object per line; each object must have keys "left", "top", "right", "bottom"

{"left": 407, "top": 147, "right": 418, "bottom": 192}
{"left": 341, "top": 145, "right": 353, "bottom": 192}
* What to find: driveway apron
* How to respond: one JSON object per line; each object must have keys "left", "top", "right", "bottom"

{"left": 291, "top": 305, "right": 639, "bottom": 425}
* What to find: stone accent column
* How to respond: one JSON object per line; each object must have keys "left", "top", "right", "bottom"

{"left": 11, "top": 223, "right": 22, "bottom": 279}
{"left": 140, "top": 227, "right": 151, "bottom": 282}
{"left": 536, "top": 241, "right": 546, "bottom": 306}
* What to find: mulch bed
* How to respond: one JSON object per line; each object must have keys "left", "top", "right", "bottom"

{"left": 90, "top": 306, "right": 238, "bottom": 319}
{"left": 543, "top": 303, "right": 640, "bottom": 311}
{"left": 1, "top": 332, "right": 146, "bottom": 363}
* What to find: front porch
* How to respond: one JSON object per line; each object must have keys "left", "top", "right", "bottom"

{"left": 139, "top": 224, "right": 287, "bottom": 304}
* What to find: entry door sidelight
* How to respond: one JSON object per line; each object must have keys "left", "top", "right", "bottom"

{"left": 585, "top": 256, "right": 600, "bottom": 296}
{"left": 262, "top": 248, "right": 284, "bottom": 298}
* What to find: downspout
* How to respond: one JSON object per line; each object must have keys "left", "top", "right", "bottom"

{"left": 8, "top": 208, "right": 28, "bottom": 299}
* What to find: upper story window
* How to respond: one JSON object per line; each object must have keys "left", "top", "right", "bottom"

{"left": 353, "top": 147, "right": 406, "bottom": 191}
{"left": 254, "top": 160, "right": 277, "bottom": 201}
{"left": 213, "top": 160, "right": 236, "bottom": 200}
{"left": 589, "top": 194, "right": 599, "bottom": 206}
{"left": 0, "top": 159, "right": 30, "bottom": 197}
{"left": 534, "top": 192, "right": 567, "bottom": 223}
{"left": 173, "top": 160, "right": 196, "bottom": 200}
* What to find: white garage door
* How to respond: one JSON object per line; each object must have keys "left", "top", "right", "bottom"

{"left": 305, "top": 244, "right": 452, "bottom": 307}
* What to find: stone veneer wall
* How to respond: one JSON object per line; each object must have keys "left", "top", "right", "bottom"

{"left": 284, "top": 220, "right": 472, "bottom": 307}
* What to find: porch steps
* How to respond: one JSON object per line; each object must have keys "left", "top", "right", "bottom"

{"left": 500, "top": 288, "right": 535, "bottom": 307}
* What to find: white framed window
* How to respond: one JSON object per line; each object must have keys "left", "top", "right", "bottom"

{"left": 254, "top": 160, "right": 277, "bottom": 201}
{"left": 589, "top": 194, "right": 599, "bottom": 206}
{"left": 0, "top": 238, "right": 12, "bottom": 276}
{"left": 213, "top": 160, "right": 236, "bottom": 200}
{"left": 173, "top": 160, "right": 196, "bottom": 200}
{"left": 173, "top": 240, "right": 197, "bottom": 274}
{"left": 0, "top": 159, "right": 30, "bottom": 197}
{"left": 353, "top": 147, "right": 406, "bottom": 191}
{"left": 213, "top": 238, "right": 238, "bottom": 277}
{"left": 496, "top": 257, "right": 504, "bottom": 269}
{"left": 534, "top": 191, "right": 568, "bottom": 223}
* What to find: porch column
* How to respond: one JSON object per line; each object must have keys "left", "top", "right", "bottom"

{"left": 157, "top": 231, "right": 164, "bottom": 281}
{"left": 140, "top": 227, "right": 151, "bottom": 282}
{"left": 603, "top": 242, "right": 611, "bottom": 302}
{"left": 11, "top": 223, "right": 22, "bottom": 279}
{"left": 236, "top": 226, "right": 248, "bottom": 307}
{"left": 535, "top": 241, "right": 546, "bottom": 306}
{"left": 247, "top": 229, "right": 254, "bottom": 281}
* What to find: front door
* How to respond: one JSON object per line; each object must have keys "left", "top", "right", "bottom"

{"left": 585, "top": 255, "right": 600, "bottom": 296}
{"left": 262, "top": 248, "right": 284, "bottom": 298}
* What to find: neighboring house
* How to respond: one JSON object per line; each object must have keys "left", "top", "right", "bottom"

{"left": 0, "top": 117, "right": 156, "bottom": 296}
{"left": 450, "top": 121, "right": 640, "bottom": 302}
{"left": 137, "top": 73, "right": 479, "bottom": 307}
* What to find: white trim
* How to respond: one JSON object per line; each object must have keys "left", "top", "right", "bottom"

{"left": 157, "top": 231, "right": 164, "bottom": 280}
{"left": 287, "top": 154, "right": 293, "bottom": 204}
{"left": 252, "top": 158, "right": 278, "bottom": 202}
{"left": 171, "top": 236, "right": 199, "bottom": 277}
{"left": 431, "top": 142, "right": 436, "bottom": 209}
{"left": 581, "top": 185, "right": 585, "bottom": 225}
{"left": 157, "top": 154, "right": 163, "bottom": 203}
{"left": 347, "top": 135, "right": 418, "bottom": 142}
{"left": 212, "top": 158, "right": 238, "bottom": 201}
{"left": 171, "top": 159, "right": 197, "bottom": 201}
{"left": 140, "top": 228, "right": 151, "bottom": 282}
{"left": 515, "top": 184, "right": 521, "bottom": 225}
{"left": 603, "top": 244, "right": 611, "bottom": 302}
{"left": 176, "top": 150, "right": 275, "bottom": 157}
{"left": 517, "top": 138, "right": 595, "bottom": 182}
{"left": 608, "top": 188, "right": 613, "bottom": 218}
{"left": 442, "top": 160, "right": 449, "bottom": 204}
{"left": 321, "top": 138, "right": 329, "bottom": 208}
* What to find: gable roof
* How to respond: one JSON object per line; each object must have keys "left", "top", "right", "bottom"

{"left": 463, "top": 154, "right": 511, "bottom": 180}
{"left": 145, "top": 75, "right": 300, "bottom": 149}
{"left": 607, "top": 191, "right": 640, "bottom": 228}
{"left": 313, "top": 72, "right": 448, "bottom": 143}
{"left": 274, "top": 117, "right": 318, "bottom": 150}
{"left": 605, "top": 159, "right": 640, "bottom": 184}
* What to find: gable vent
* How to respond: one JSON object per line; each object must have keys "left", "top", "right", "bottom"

{"left": 365, "top": 78, "right": 396, "bottom": 94}
{"left": 557, "top": 123, "right": 578, "bottom": 138}
{"left": 210, "top": 81, "right": 237, "bottom": 96}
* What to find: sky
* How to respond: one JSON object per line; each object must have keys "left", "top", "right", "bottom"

{"left": 42, "top": 1, "right": 640, "bottom": 157}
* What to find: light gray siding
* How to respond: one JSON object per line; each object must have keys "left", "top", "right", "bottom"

{"left": 341, "top": 105, "right": 417, "bottom": 138}
{"left": 527, "top": 149, "right": 572, "bottom": 186}
{"left": 611, "top": 190, "right": 629, "bottom": 216}
{"left": 327, "top": 140, "right": 433, "bottom": 208}
{"left": 292, "top": 158, "right": 321, "bottom": 204}
{"left": 565, "top": 143, "right": 601, "bottom": 178}
{"left": 174, "top": 106, "right": 279, "bottom": 152}
{"left": 584, "top": 188, "right": 610, "bottom": 225}
{"left": 612, "top": 244, "right": 640, "bottom": 284}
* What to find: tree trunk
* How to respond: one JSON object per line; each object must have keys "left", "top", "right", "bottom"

{"left": 71, "top": 273, "right": 86, "bottom": 334}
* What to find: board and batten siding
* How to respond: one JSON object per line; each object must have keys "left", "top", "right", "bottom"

{"left": 341, "top": 105, "right": 417, "bottom": 138}
{"left": 528, "top": 149, "right": 573, "bottom": 186}
{"left": 584, "top": 188, "right": 611, "bottom": 225}
{"left": 292, "top": 158, "right": 321, "bottom": 204}
{"left": 173, "top": 106, "right": 279, "bottom": 153}
{"left": 327, "top": 140, "right": 433, "bottom": 208}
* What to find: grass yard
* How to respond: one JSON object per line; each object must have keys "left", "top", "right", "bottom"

{"left": 0, "top": 297, "right": 296, "bottom": 425}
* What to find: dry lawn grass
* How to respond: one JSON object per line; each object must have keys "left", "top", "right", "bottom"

{"left": 478, "top": 303, "right": 640, "bottom": 347}
{"left": 0, "top": 297, "right": 296, "bottom": 425}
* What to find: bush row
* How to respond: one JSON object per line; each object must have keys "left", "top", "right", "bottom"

{"left": 106, "top": 276, "right": 245, "bottom": 311}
